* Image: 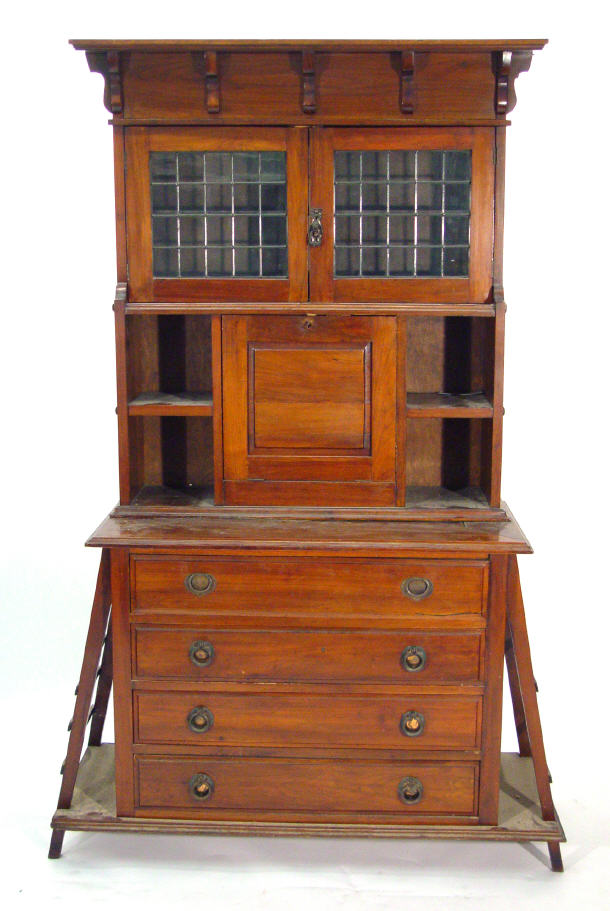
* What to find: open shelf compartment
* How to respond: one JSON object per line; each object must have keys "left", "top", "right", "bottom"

{"left": 126, "top": 313, "right": 218, "bottom": 504}
{"left": 406, "top": 315, "right": 495, "bottom": 419}
{"left": 120, "top": 310, "right": 500, "bottom": 516}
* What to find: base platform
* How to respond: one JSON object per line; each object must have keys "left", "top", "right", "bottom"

{"left": 51, "top": 745, "right": 564, "bottom": 844}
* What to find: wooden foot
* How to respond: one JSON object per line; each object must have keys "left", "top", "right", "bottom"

{"left": 548, "top": 840, "right": 564, "bottom": 872}
{"left": 48, "top": 549, "right": 112, "bottom": 860}
{"left": 48, "top": 829, "right": 65, "bottom": 859}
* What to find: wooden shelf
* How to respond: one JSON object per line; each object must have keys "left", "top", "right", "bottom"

{"left": 128, "top": 393, "right": 213, "bottom": 417}
{"left": 114, "top": 484, "right": 505, "bottom": 522}
{"left": 406, "top": 393, "right": 493, "bottom": 419}
{"left": 405, "top": 486, "right": 490, "bottom": 511}
{"left": 71, "top": 39, "right": 548, "bottom": 52}
{"left": 130, "top": 484, "right": 215, "bottom": 508}
{"left": 125, "top": 301, "right": 496, "bottom": 317}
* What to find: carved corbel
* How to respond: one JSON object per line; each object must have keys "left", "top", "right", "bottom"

{"left": 302, "top": 51, "right": 316, "bottom": 114}
{"left": 495, "top": 50, "right": 533, "bottom": 115}
{"left": 400, "top": 51, "right": 415, "bottom": 114}
{"left": 86, "top": 50, "right": 123, "bottom": 114}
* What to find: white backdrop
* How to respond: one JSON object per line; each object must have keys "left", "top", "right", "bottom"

{"left": 1, "top": 2, "right": 608, "bottom": 908}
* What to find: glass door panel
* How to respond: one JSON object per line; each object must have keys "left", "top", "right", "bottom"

{"left": 126, "top": 127, "right": 308, "bottom": 302}
{"left": 309, "top": 128, "right": 493, "bottom": 303}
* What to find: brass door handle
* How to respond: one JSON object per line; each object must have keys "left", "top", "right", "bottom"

{"left": 188, "top": 772, "right": 215, "bottom": 801}
{"left": 185, "top": 572, "right": 216, "bottom": 596}
{"left": 308, "top": 208, "right": 323, "bottom": 246}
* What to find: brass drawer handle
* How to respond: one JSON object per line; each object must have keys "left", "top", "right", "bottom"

{"left": 400, "top": 710, "right": 425, "bottom": 737}
{"left": 401, "top": 577, "right": 433, "bottom": 601}
{"left": 185, "top": 572, "right": 216, "bottom": 596}
{"left": 187, "top": 706, "right": 214, "bottom": 733}
{"left": 188, "top": 772, "right": 215, "bottom": 801}
{"left": 398, "top": 776, "right": 424, "bottom": 805}
{"left": 189, "top": 640, "right": 215, "bottom": 668}
{"left": 400, "top": 645, "right": 427, "bottom": 672}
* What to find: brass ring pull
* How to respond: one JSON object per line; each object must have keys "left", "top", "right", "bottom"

{"left": 189, "top": 640, "right": 215, "bottom": 668}
{"left": 398, "top": 776, "right": 424, "bottom": 805}
{"left": 401, "top": 577, "right": 433, "bottom": 601}
{"left": 400, "top": 710, "right": 425, "bottom": 737}
{"left": 185, "top": 572, "right": 216, "bottom": 596}
{"left": 188, "top": 772, "right": 215, "bottom": 801}
{"left": 187, "top": 706, "right": 214, "bottom": 733}
{"left": 400, "top": 645, "right": 427, "bottom": 672}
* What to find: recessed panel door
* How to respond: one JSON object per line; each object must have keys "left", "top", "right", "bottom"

{"left": 221, "top": 315, "right": 398, "bottom": 505}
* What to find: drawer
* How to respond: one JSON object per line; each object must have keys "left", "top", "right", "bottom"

{"left": 135, "top": 755, "right": 478, "bottom": 817}
{"left": 131, "top": 556, "right": 488, "bottom": 619}
{"left": 133, "top": 627, "right": 485, "bottom": 683}
{"left": 134, "top": 691, "right": 482, "bottom": 750}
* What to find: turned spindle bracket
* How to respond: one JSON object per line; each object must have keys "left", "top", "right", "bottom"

{"left": 400, "top": 51, "right": 415, "bottom": 114}
{"left": 302, "top": 51, "right": 316, "bottom": 113}
{"left": 192, "top": 51, "right": 221, "bottom": 113}
{"left": 204, "top": 51, "right": 220, "bottom": 113}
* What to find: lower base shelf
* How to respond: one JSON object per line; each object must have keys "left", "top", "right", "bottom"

{"left": 52, "top": 745, "right": 564, "bottom": 843}
{"left": 114, "top": 485, "right": 505, "bottom": 522}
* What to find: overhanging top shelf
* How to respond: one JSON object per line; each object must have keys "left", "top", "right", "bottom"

{"left": 70, "top": 39, "right": 548, "bottom": 53}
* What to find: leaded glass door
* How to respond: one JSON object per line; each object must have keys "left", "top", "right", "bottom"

{"left": 125, "top": 127, "right": 308, "bottom": 302}
{"left": 309, "top": 128, "right": 494, "bottom": 303}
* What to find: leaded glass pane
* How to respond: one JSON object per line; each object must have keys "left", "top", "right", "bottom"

{"left": 333, "top": 149, "right": 471, "bottom": 278}
{"left": 150, "top": 150, "right": 288, "bottom": 278}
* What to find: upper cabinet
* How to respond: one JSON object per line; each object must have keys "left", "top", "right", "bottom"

{"left": 89, "top": 41, "right": 547, "bottom": 306}
{"left": 126, "top": 125, "right": 492, "bottom": 303}
{"left": 73, "top": 39, "right": 546, "bottom": 515}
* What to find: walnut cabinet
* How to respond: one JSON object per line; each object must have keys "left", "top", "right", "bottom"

{"left": 49, "top": 40, "right": 565, "bottom": 872}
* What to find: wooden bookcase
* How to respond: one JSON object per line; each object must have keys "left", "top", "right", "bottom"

{"left": 50, "top": 39, "right": 564, "bottom": 872}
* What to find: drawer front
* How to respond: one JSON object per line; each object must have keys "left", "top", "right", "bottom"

{"left": 134, "top": 691, "right": 482, "bottom": 750}
{"left": 135, "top": 755, "right": 478, "bottom": 816}
{"left": 132, "top": 556, "right": 487, "bottom": 619}
{"left": 134, "top": 627, "right": 484, "bottom": 683}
